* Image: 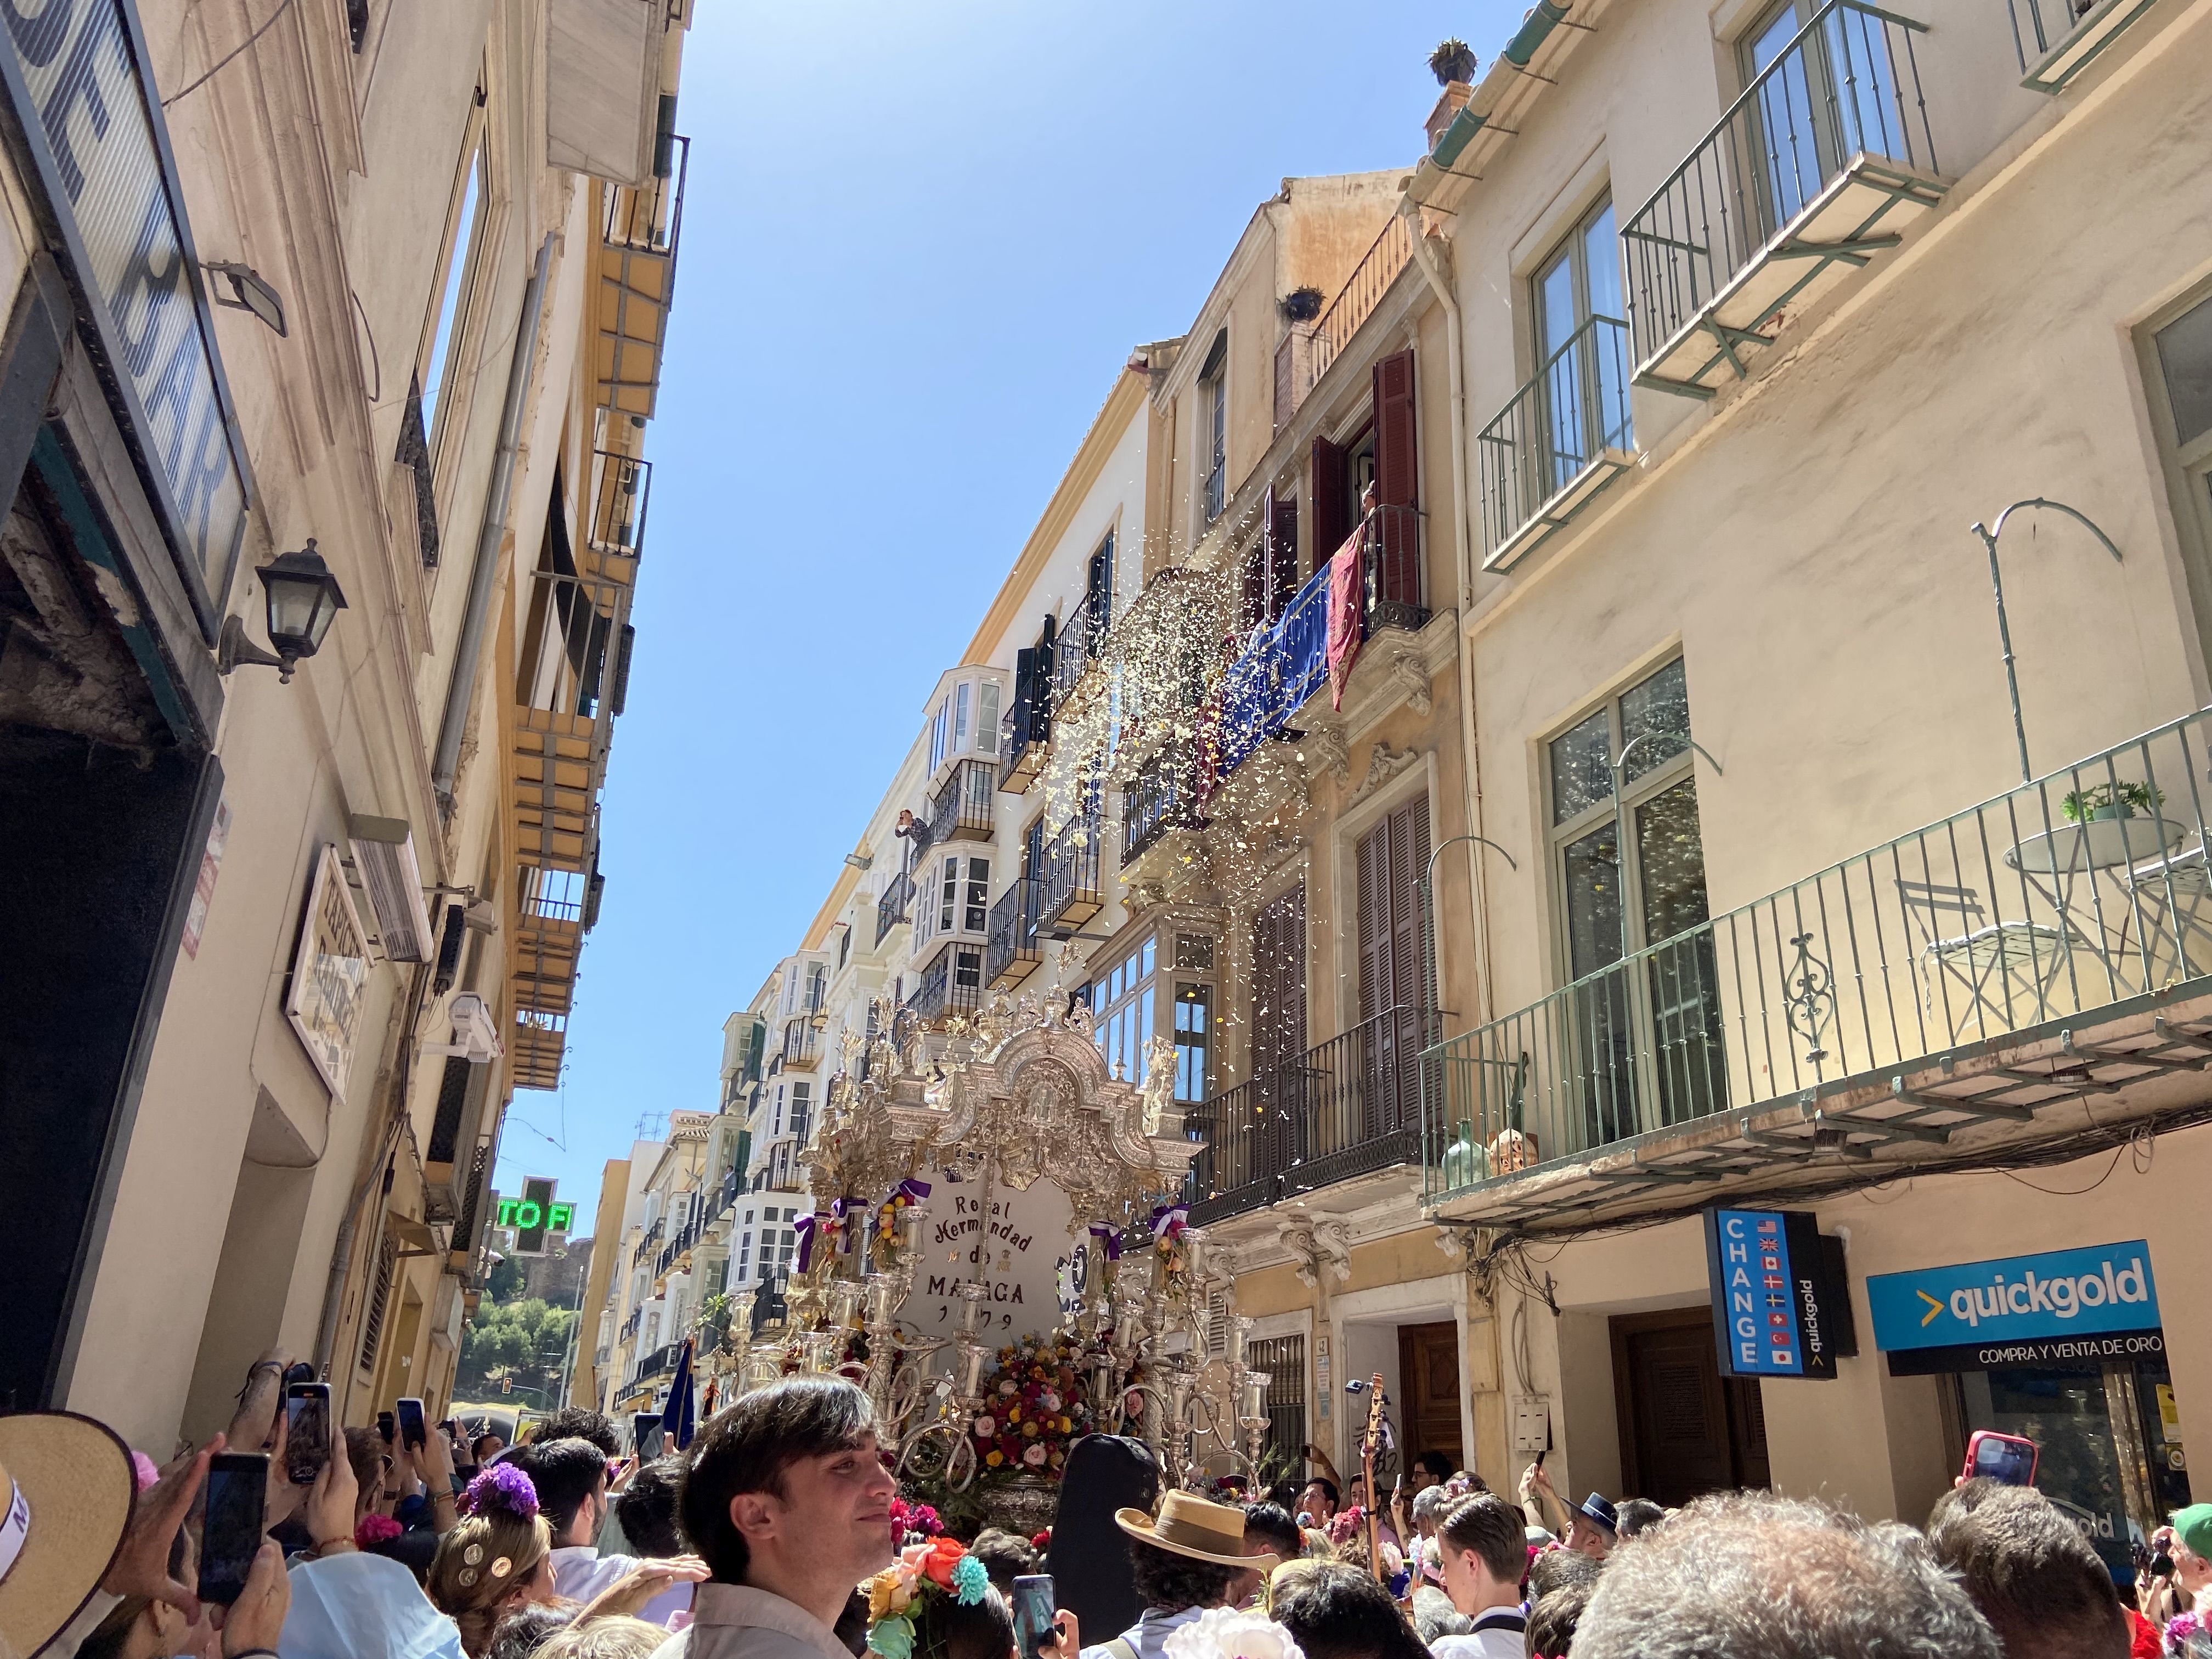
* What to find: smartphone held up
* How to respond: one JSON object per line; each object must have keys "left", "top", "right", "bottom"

{"left": 199, "top": 1453, "right": 268, "bottom": 1605}
{"left": 285, "top": 1383, "right": 331, "bottom": 1486}
{"left": 1962, "top": 1430, "right": 2039, "bottom": 1487}
{"left": 1011, "top": 1575, "right": 1057, "bottom": 1659}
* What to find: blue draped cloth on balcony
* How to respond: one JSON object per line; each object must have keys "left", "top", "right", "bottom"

{"left": 1217, "top": 563, "right": 1334, "bottom": 776}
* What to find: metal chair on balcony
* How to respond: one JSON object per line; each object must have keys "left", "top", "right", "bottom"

{"left": 1896, "top": 879, "right": 2072, "bottom": 1044}
{"left": 2121, "top": 845, "right": 2212, "bottom": 986}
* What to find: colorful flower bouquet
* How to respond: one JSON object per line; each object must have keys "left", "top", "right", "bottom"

{"left": 890, "top": 1494, "right": 942, "bottom": 1547}
{"left": 970, "top": 1333, "right": 1097, "bottom": 1478}
{"left": 866, "top": 1537, "right": 993, "bottom": 1659}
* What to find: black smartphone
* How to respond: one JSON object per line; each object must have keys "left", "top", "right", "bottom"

{"left": 285, "top": 1383, "right": 331, "bottom": 1486}
{"left": 198, "top": 1453, "right": 268, "bottom": 1605}
{"left": 397, "top": 1397, "right": 428, "bottom": 1451}
{"left": 376, "top": 1410, "right": 396, "bottom": 1444}
{"left": 2154, "top": 1551, "right": 2177, "bottom": 1578}
{"left": 633, "top": 1413, "right": 664, "bottom": 1459}
{"left": 1011, "top": 1575, "right": 1056, "bottom": 1659}
{"left": 1533, "top": 1449, "right": 1546, "bottom": 1470}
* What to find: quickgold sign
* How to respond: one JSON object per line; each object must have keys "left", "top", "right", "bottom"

{"left": 1866, "top": 1240, "right": 2163, "bottom": 1375}
{"left": 1702, "top": 1206, "right": 1857, "bottom": 1381}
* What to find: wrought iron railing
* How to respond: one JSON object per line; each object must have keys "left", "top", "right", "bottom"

{"left": 1309, "top": 215, "right": 1413, "bottom": 393}
{"left": 875, "top": 870, "right": 913, "bottom": 946}
{"left": 586, "top": 448, "right": 652, "bottom": 562}
{"left": 923, "top": 758, "right": 996, "bottom": 845}
{"left": 605, "top": 133, "right": 690, "bottom": 259}
{"left": 908, "top": 945, "right": 984, "bottom": 1024}
{"left": 1124, "top": 747, "right": 1203, "bottom": 865}
{"left": 780, "top": 1020, "right": 817, "bottom": 1067}
{"left": 1184, "top": 1006, "right": 1447, "bottom": 1223}
{"left": 1477, "top": 315, "right": 1635, "bottom": 560}
{"left": 985, "top": 876, "right": 1044, "bottom": 986}
{"left": 1424, "top": 709, "right": 2212, "bottom": 1202}
{"left": 2006, "top": 0, "right": 2153, "bottom": 89}
{"left": 1039, "top": 812, "right": 1104, "bottom": 929}
{"left": 1051, "top": 588, "right": 1110, "bottom": 711}
{"left": 1621, "top": 1, "right": 1934, "bottom": 373}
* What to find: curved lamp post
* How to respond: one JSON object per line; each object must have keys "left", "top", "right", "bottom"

{"left": 1968, "top": 499, "right": 2124, "bottom": 783}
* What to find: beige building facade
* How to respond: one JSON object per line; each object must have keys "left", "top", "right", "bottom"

{"left": 0, "top": 0, "right": 693, "bottom": 1448}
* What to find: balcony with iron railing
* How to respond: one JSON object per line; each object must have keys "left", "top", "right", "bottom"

{"left": 907, "top": 943, "right": 984, "bottom": 1025}
{"left": 921, "top": 758, "right": 996, "bottom": 848}
{"left": 780, "top": 1018, "right": 820, "bottom": 1070}
{"left": 1217, "top": 505, "right": 1426, "bottom": 781}
{"left": 1622, "top": 0, "right": 1940, "bottom": 399}
{"left": 1291, "top": 214, "right": 1414, "bottom": 416}
{"left": 986, "top": 875, "right": 1044, "bottom": 991}
{"left": 583, "top": 446, "right": 652, "bottom": 583}
{"left": 1479, "top": 315, "right": 1637, "bottom": 572}
{"left": 1001, "top": 640, "right": 1055, "bottom": 793}
{"left": 1423, "top": 708, "right": 2212, "bottom": 1232}
{"left": 876, "top": 869, "right": 915, "bottom": 946}
{"left": 1123, "top": 747, "right": 1205, "bottom": 866}
{"left": 1048, "top": 588, "right": 1111, "bottom": 715}
{"left": 620, "top": 1307, "right": 641, "bottom": 1342}
{"left": 1183, "top": 1006, "right": 1447, "bottom": 1226}
{"left": 596, "top": 133, "right": 690, "bottom": 420}
{"left": 630, "top": 1219, "right": 663, "bottom": 1267}
{"left": 2008, "top": 0, "right": 2157, "bottom": 91}
{"left": 1038, "top": 812, "right": 1104, "bottom": 933}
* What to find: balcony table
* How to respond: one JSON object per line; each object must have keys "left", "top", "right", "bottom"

{"left": 2003, "top": 816, "right": 2192, "bottom": 996}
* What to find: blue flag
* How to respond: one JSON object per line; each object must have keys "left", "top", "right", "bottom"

{"left": 661, "top": 1338, "right": 696, "bottom": 1451}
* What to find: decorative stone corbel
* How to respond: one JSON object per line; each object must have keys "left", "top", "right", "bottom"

{"left": 1352, "top": 741, "right": 1420, "bottom": 805}
{"left": 1277, "top": 1216, "right": 1353, "bottom": 1288}
{"left": 1390, "top": 648, "right": 1435, "bottom": 716}
{"left": 1301, "top": 723, "right": 1351, "bottom": 787}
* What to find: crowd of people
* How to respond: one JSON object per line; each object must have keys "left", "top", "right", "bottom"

{"left": 5, "top": 1369, "right": 2208, "bottom": 1659}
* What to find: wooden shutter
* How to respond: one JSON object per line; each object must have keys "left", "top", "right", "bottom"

{"left": 1357, "top": 794, "right": 1431, "bottom": 1132}
{"left": 1310, "top": 436, "right": 1348, "bottom": 557}
{"left": 1240, "top": 533, "right": 1269, "bottom": 634}
{"left": 358, "top": 1229, "right": 396, "bottom": 1374}
{"left": 1250, "top": 884, "right": 1308, "bottom": 1078}
{"left": 1372, "top": 351, "right": 1419, "bottom": 608}
{"left": 1087, "top": 535, "right": 1114, "bottom": 640}
{"left": 1265, "top": 488, "right": 1300, "bottom": 617}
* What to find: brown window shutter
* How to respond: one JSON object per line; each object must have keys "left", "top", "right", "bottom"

{"left": 1242, "top": 509, "right": 1269, "bottom": 634}
{"left": 1310, "top": 436, "right": 1348, "bottom": 558}
{"left": 358, "top": 1229, "right": 396, "bottom": 1374}
{"left": 1265, "top": 488, "right": 1300, "bottom": 618}
{"left": 1373, "top": 351, "right": 1418, "bottom": 508}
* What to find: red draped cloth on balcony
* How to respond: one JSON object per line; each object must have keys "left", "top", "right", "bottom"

{"left": 1327, "top": 517, "right": 1367, "bottom": 710}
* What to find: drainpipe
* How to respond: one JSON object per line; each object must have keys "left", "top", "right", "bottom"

{"left": 1398, "top": 197, "right": 1496, "bottom": 1026}
{"left": 432, "top": 233, "right": 556, "bottom": 805}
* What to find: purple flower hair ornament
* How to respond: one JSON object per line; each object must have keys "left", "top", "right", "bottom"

{"left": 469, "top": 1462, "right": 540, "bottom": 1519}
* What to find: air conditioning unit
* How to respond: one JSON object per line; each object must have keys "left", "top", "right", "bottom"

{"left": 425, "top": 994, "right": 503, "bottom": 1062}
{"left": 349, "top": 815, "right": 436, "bottom": 962}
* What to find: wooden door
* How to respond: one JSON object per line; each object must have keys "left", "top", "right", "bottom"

{"left": 1610, "top": 1308, "right": 1769, "bottom": 1507}
{"left": 1398, "top": 1322, "right": 1464, "bottom": 1476}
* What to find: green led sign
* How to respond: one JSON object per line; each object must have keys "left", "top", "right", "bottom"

{"left": 496, "top": 1176, "right": 573, "bottom": 1255}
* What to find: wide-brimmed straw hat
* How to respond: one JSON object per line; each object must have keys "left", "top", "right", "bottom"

{"left": 0, "top": 1410, "right": 136, "bottom": 1658}
{"left": 1114, "top": 1491, "right": 1278, "bottom": 1570}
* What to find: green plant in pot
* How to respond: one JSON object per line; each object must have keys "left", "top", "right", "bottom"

{"left": 1430, "top": 38, "right": 1477, "bottom": 86}
{"left": 1281, "top": 286, "right": 1325, "bottom": 324}
{"left": 2060, "top": 780, "right": 2163, "bottom": 823}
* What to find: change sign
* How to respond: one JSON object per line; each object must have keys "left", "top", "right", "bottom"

{"left": 1865, "top": 1240, "right": 2162, "bottom": 1375}
{"left": 1703, "top": 1207, "right": 1856, "bottom": 1380}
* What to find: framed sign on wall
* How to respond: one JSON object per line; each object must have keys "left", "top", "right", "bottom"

{"left": 287, "top": 844, "right": 371, "bottom": 1097}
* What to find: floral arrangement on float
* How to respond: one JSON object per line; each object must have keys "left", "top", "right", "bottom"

{"left": 970, "top": 1333, "right": 1095, "bottom": 1476}
{"left": 1150, "top": 1203, "right": 1192, "bottom": 1297}
{"left": 865, "top": 1536, "right": 993, "bottom": 1659}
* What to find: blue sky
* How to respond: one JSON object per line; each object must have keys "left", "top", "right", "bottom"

{"left": 495, "top": 1, "right": 1527, "bottom": 1233}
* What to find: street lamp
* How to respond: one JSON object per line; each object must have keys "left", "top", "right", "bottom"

{"left": 219, "top": 539, "right": 348, "bottom": 682}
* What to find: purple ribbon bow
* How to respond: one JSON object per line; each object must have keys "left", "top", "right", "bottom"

{"left": 893, "top": 1178, "right": 932, "bottom": 1204}
{"left": 830, "top": 1197, "right": 861, "bottom": 1252}
{"left": 1149, "top": 1203, "right": 1189, "bottom": 1240}
{"left": 1087, "top": 1223, "right": 1123, "bottom": 1261}
{"left": 793, "top": 1211, "right": 824, "bottom": 1274}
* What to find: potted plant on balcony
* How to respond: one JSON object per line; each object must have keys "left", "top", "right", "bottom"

{"left": 1429, "top": 37, "right": 1477, "bottom": 86}
{"left": 1281, "top": 286, "right": 1324, "bottom": 324}
{"left": 2061, "top": 780, "right": 2163, "bottom": 822}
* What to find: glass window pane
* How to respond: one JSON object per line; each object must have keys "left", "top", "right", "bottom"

{"left": 1141, "top": 936, "right": 1156, "bottom": 979}
{"left": 2157, "top": 295, "right": 2212, "bottom": 449}
{"left": 1561, "top": 820, "right": 1624, "bottom": 977}
{"left": 979, "top": 682, "right": 1000, "bottom": 754}
{"left": 1550, "top": 706, "right": 1615, "bottom": 824}
{"left": 954, "top": 683, "right": 970, "bottom": 751}
{"left": 1538, "top": 251, "right": 1576, "bottom": 360}
{"left": 1583, "top": 200, "right": 1622, "bottom": 321}
{"left": 1634, "top": 778, "right": 1710, "bottom": 943}
{"left": 422, "top": 149, "right": 483, "bottom": 438}
{"left": 1621, "top": 658, "right": 1691, "bottom": 785}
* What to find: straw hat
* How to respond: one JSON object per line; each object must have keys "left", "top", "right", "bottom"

{"left": 0, "top": 1411, "right": 137, "bottom": 1658}
{"left": 1114, "top": 1491, "right": 1278, "bottom": 1570}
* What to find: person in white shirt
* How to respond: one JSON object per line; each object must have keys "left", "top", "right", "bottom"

{"left": 507, "top": 1438, "right": 630, "bottom": 1604}
{"left": 1428, "top": 1494, "right": 1530, "bottom": 1659}
{"left": 1077, "top": 1493, "right": 1278, "bottom": 1659}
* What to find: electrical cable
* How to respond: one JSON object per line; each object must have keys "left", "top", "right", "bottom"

{"left": 161, "top": 0, "right": 297, "bottom": 107}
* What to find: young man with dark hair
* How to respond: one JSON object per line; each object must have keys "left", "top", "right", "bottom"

{"left": 659, "top": 1376, "right": 898, "bottom": 1659}
{"left": 1430, "top": 1494, "right": 1531, "bottom": 1659}
{"left": 613, "top": 1454, "right": 698, "bottom": 1626}
{"left": 539, "top": 1408, "right": 624, "bottom": 1459}
{"left": 509, "top": 1437, "right": 624, "bottom": 1601}
{"left": 1079, "top": 1493, "right": 1276, "bottom": 1659}
{"left": 1925, "top": 1483, "right": 2128, "bottom": 1659}
{"left": 1228, "top": 1503, "right": 1301, "bottom": 1610}
{"left": 1294, "top": 1479, "right": 1340, "bottom": 1528}
{"left": 1268, "top": 1562, "right": 1432, "bottom": 1659}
